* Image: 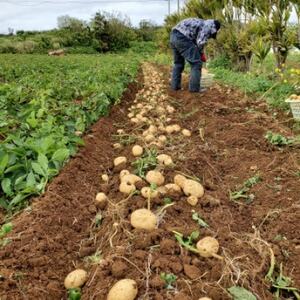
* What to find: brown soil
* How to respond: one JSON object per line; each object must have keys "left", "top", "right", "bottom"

{"left": 0, "top": 64, "right": 299, "bottom": 300}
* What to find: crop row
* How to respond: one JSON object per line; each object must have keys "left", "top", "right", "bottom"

{"left": 0, "top": 53, "right": 142, "bottom": 211}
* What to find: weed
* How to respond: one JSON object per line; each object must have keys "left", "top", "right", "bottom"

{"left": 112, "top": 133, "right": 137, "bottom": 146}
{"left": 84, "top": 251, "right": 103, "bottom": 265}
{"left": 266, "top": 248, "right": 300, "bottom": 299}
{"left": 230, "top": 175, "right": 262, "bottom": 204}
{"left": 173, "top": 230, "right": 200, "bottom": 254}
{"left": 192, "top": 210, "right": 209, "bottom": 228}
{"left": 265, "top": 132, "right": 293, "bottom": 146}
{"left": 163, "top": 197, "right": 173, "bottom": 205}
{"left": 94, "top": 213, "right": 103, "bottom": 227}
{"left": 0, "top": 222, "right": 13, "bottom": 247}
{"left": 68, "top": 288, "right": 81, "bottom": 300}
{"left": 160, "top": 272, "right": 177, "bottom": 289}
{"left": 132, "top": 148, "right": 157, "bottom": 178}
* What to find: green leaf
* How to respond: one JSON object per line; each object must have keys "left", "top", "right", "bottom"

{"left": 8, "top": 193, "right": 28, "bottom": 208}
{"left": 52, "top": 148, "right": 69, "bottom": 163}
{"left": 38, "top": 154, "right": 48, "bottom": 172}
{"left": 26, "top": 172, "right": 36, "bottom": 188}
{"left": 32, "top": 162, "right": 45, "bottom": 176}
{"left": 1, "top": 178, "right": 12, "bottom": 196}
{"left": 228, "top": 286, "right": 257, "bottom": 300}
{"left": 0, "top": 154, "right": 9, "bottom": 175}
{"left": 0, "top": 197, "right": 8, "bottom": 210}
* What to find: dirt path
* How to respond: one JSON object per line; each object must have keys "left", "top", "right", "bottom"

{"left": 0, "top": 63, "right": 299, "bottom": 300}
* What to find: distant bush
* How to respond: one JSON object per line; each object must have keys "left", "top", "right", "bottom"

{"left": 208, "top": 55, "right": 231, "bottom": 70}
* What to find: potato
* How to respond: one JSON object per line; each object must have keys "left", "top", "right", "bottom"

{"left": 119, "top": 182, "right": 136, "bottom": 194}
{"left": 198, "top": 298, "right": 212, "bottom": 300}
{"left": 121, "top": 174, "right": 142, "bottom": 185}
{"left": 130, "top": 209, "right": 157, "bottom": 230}
{"left": 141, "top": 187, "right": 159, "bottom": 199}
{"left": 95, "top": 192, "right": 107, "bottom": 205}
{"left": 182, "top": 129, "right": 192, "bottom": 137}
{"left": 148, "top": 125, "right": 158, "bottom": 134}
{"left": 183, "top": 179, "right": 204, "bottom": 198}
{"left": 165, "top": 125, "right": 175, "bottom": 134}
{"left": 174, "top": 174, "right": 187, "bottom": 188}
{"left": 145, "top": 170, "right": 165, "bottom": 186}
{"left": 113, "top": 143, "right": 122, "bottom": 149}
{"left": 120, "top": 170, "right": 130, "bottom": 179}
{"left": 145, "top": 134, "right": 155, "bottom": 143}
{"left": 114, "top": 157, "right": 127, "bottom": 167}
{"left": 64, "top": 269, "right": 87, "bottom": 289}
{"left": 165, "top": 183, "right": 181, "bottom": 193}
{"left": 101, "top": 174, "right": 109, "bottom": 182}
{"left": 196, "top": 237, "right": 219, "bottom": 258}
{"left": 157, "top": 154, "right": 173, "bottom": 166}
{"left": 131, "top": 118, "right": 139, "bottom": 124}
{"left": 132, "top": 145, "right": 143, "bottom": 157}
{"left": 128, "top": 112, "right": 134, "bottom": 118}
{"left": 172, "top": 124, "right": 181, "bottom": 132}
{"left": 117, "top": 129, "right": 125, "bottom": 135}
{"left": 187, "top": 195, "right": 198, "bottom": 206}
{"left": 158, "top": 135, "right": 167, "bottom": 143}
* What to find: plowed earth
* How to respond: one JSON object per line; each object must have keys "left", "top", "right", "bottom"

{"left": 0, "top": 63, "right": 299, "bottom": 300}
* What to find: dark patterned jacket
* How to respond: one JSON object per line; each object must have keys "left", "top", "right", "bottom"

{"left": 173, "top": 18, "right": 218, "bottom": 49}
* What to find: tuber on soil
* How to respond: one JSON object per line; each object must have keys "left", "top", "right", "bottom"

{"left": 141, "top": 187, "right": 159, "bottom": 199}
{"left": 196, "top": 237, "right": 221, "bottom": 259}
{"left": 130, "top": 208, "right": 157, "bottom": 230}
{"left": 146, "top": 170, "right": 165, "bottom": 186}
{"left": 114, "top": 157, "right": 127, "bottom": 167}
{"left": 121, "top": 174, "right": 141, "bottom": 185}
{"left": 183, "top": 179, "right": 204, "bottom": 198}
{"left": 107, "top": 279, "right": 138, "bottom": 300}
{"left": 132, "top": 145, "right": 143, "bottom": 157}
{"left": 187, "top": 195, "right": 199, "bottom": 206}
{"left": 64, "top": 269, "right": 87, "bottom": 289}
{"left": 174, "top": 174, "right": 187, "bottom": 188}
{"left": 182, "top": 129, "right": 192, "bottom": 137}
{"left": 95, "top": 193, "right": 108, "bottom": 207}
{"left": 157, "top": 154, "right": 173, "bottom": 166}
{"left": 119, "top": 182, "right": 136, "bottom": 194}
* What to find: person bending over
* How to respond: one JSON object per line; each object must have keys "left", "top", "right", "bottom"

{"left": 170, "top": 18, "right": 221, "bottom": 93}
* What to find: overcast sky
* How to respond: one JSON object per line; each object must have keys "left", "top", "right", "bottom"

{"left": 0, "top": 0, "right": 298, "bottom": 34}
{"left": 0, "top": 0, "right": 179, "bottom": 33}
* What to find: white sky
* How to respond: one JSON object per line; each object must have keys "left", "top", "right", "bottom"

{"left": 0, "top": 0, "right": 298, "bottom": 34}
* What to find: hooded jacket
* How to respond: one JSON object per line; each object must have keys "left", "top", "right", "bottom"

{"left": 173, "top": 18, "right": 218, "bottom": 50}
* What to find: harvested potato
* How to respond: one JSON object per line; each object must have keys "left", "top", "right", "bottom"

{"left": 174, "top": 174, "right": 187, "bottom": 188}
{"left": 187, "top": 195, "right": 198, "bottom": 206}
{"left": 132, "top": 145, "right": 143, "bottom": 157}
{"left": 119, "top": 182, "right": 136, "bottom": 194}
{"left": 196, "top": 237, "right": 220, "bottom": 258}
{"left": 141, "top": 187, "right": 159, "bottom": 199}
{"left": 157, "top": 186, "right": 167, "bottom": 195}
{"left": 131, "top": 117, "right": 139, "bottom": 123}
{"left": 95, "top": 192, "right": 107, "bottom": 204}
{"left": 198, "top": 298, "right": 212, "bottom": 300}
{"left": 172, "top": 124, "right": 181, "bottom": 132}
{"left": 120, "top": 170, "right": 130, "bottom": 179}
{"left": 64, "top": 269, "right": 87, "bottom": 289}
{"left": 113, "top": 143, "right": 122, "bottom": 149}
{"left": 148, "top": 125, "right": 158, "bottom": 134}
{"left": 117, "top": 129, "right": 125, "bottom": 135}
{"left": 158, "top": 135, "right": 167, "bottom": 143}
{"left": 130, "top": 209, "right": 157, "bottom": 230}
{"left": 146, "top": 170, "right": 165, "bottom": 186}
{"left": 165, "top": 125, "right": 175, "bottom": 134}
{"left": 75, "top": 131, "right": 82, "bottom": 136}
{"left": 101, "top": 174, "right": 109, "bottom": 183}
{"left": 165, "top": 183, "right": 181, "bottom": 193}
{"left": 182, "top": 129, "right": 192, "bottom": 137}
{"left": 183, "top": 180, "right": 204, "bottom": 198}
{"left": 128, "top": 112, "right": 134, "bottom": 118}
{"left": 157, "top": 154, "right": 173, "bottom": 166}
{"left": 121, "top": 174, "right": 142, "bottom": 185}
{"left": 114, "top": 157, "right": 127, "bottom": 167}
{"left": 145, "top": 134, "right": 155, "bottom": 143}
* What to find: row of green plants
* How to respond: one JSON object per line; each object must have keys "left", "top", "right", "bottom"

{"left": 0, "top": 49, "right": 149, "bottom": 211}
{"left": 0, "top": 13, "right": 159, "bottom": 54}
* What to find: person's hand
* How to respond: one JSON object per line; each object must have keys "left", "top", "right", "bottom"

{"left": 201, "top": 53, "right": 207, "bottom": 63}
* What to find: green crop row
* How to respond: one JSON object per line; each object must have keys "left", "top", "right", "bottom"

{"left": 0, "top": 51, "right": 145, "bottom": 211}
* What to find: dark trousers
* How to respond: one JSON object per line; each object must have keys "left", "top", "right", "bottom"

{"left": 170, "top": 29, "right": 202, "bottom": 92}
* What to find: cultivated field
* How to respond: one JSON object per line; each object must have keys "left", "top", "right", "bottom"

{"left": 0, "top": 59, "right": 299, "bottom": 299}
